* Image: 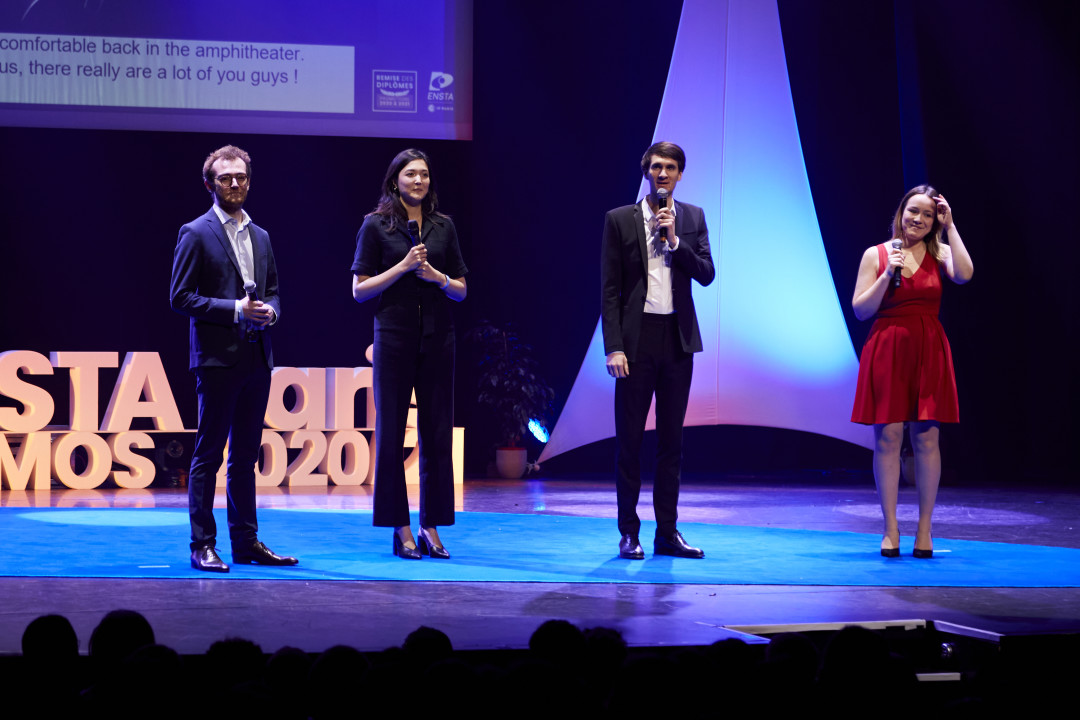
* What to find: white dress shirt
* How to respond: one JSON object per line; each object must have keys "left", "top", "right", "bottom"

{"left": 641, "top": 197, "right": 680, "bottom": 315}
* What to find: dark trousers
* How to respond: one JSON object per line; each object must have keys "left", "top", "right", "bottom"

{"left": 614, "top": 314, "right": 693, "bottom": 537}
{"left": 372, "top": 326, "right": 456, "bottom": 528}
{"left": 187, "top": 341, "right": 270, "bottom": 550}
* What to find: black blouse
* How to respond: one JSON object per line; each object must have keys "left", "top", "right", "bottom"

{"left": 351, "top": 213, "right": 468, "bottom": 336}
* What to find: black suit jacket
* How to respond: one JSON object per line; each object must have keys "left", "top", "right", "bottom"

{"left": 170, "top": 208, "right": 280, "bottom": 370}
{"left": 601, "top": 199, "right": 715, "bottom": 362}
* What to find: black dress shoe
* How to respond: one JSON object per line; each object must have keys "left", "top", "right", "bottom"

{"left": 393, "top": 532, "right": 422, "bottom": 560}
{"left": 417, "top": 527, "right": 450, "bottom": 559}
{"left": 619, "top": 534, "right": 644, "bottom": 560}
{"left": 232, "top": 540, "right": 298, "bottom": 566}
{"left": 654, "top": 530, "right": 704, "bottom": 559}
{"left": 191, "top": 546, "right": 229, "bottom": 573}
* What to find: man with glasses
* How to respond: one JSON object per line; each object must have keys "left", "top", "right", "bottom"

{"left": 170, "top": 145, "right": 298, "bottom": 573}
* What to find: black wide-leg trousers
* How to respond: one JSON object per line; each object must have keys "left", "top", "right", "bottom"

{"left": 372, "top": 326, "right": 456, "bottom": 529}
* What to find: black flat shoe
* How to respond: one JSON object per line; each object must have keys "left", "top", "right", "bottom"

{"left": 232, "top": 540, "right": 298, "bottom": 566}
{"left": 191, "top": 546, "right": 229, "bottom": 573}
{"left": 417, "top": 527, "right": 450, "bottom": 559}
{"left": 393, "top": 532, "right": 422, "bottom": 560}
{"left": 654, "top": 530, "right": 704, "bottom": 559}
{"left": 619, "top": 534, "right": 644, "bottom": 560}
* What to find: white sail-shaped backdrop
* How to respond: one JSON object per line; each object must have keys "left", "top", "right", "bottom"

{"left": 539, "top": 0, "right": 873, "bottom": 463}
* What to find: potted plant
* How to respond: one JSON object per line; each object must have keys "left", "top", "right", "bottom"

{"left": 467, "top": 320, "right": 555, "bottom": 478}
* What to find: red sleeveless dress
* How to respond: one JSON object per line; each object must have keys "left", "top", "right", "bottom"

{"left": 851, "top": 243, "right": 959, "bottom": 424}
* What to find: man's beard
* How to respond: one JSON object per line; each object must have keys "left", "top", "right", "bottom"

{"left": 216, "top": 187, "right": 246, "bottom": 213}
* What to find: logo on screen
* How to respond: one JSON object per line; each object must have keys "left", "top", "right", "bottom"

{"left": 427, "top": 71, "right": 455, "bottom": 113}
{"left": 373, "top": 70, "right": 417, "bottom": 113}
{"left": 429, "top": 72, "right": 454, "bottom": 92}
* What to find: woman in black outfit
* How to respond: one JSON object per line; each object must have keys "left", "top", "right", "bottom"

{"left": 351, "top": 149, "right": 468, "bottom": 559}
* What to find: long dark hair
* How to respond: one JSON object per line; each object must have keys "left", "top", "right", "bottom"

{"left": 369, "top": 148, "right": 446, "bottom": 232}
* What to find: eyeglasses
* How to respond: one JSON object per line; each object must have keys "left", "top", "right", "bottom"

{"left": 214, "top": 174, "right": 249, "bottom": 187}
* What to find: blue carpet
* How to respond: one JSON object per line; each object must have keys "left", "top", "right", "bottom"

{"left": 1, "top": 507, "right": 1077, "bottom": 587}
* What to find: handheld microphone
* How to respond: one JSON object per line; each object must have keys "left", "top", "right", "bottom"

{"left": 655, "top": 188, "right": 670, "bottom": 239}
{"left": 890, "top": 239, "right": 903, "bottom": 288}
{"left": 243, "top": 281, "right": 259, "bottom": 342}
{"left": 406, "top": 219, "right": 426, "bottom": 284}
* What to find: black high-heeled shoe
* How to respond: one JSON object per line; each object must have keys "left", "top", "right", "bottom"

{"left": 881, "top": 535, "right": 900, "bottom": 558}
{"left": 417, "top": 527, "right": 450, "bottom": 559}
{"left": 914, "top": 531, "right": 933, "bottom": 559}
{"left": 393, "top": 532, "right": 422, "bottom": 560}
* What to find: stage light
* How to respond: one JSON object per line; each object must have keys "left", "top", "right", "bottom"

{"left": 528, "top": 419, "right": 549, "bottom": 443}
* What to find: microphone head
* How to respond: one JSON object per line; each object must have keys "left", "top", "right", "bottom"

{"left": 244, "top": 281, "right": 256, "bottom": 293}
{"left": 408, "top": 219, "right": 419, "bottom": 234}
{"left": 890, "top": 239, "right": 902, "bottom": 250}
{"left": 655, "top": 188, "right": 670, "bottom": 207}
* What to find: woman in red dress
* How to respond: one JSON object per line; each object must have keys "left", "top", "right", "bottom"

{"left": 851, "top": 185, "right": 974, "bottom": 558}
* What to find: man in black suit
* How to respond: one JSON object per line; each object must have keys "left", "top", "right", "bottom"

{"left": 170, "top": 145, "right": 298, "bottom": 573}
{"left": 601, "top": 141, "right": 715, "bottom": 559}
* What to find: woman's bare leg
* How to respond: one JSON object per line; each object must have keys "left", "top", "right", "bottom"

{"left": 873, "top": 423, "right": 904, "bottom": 551}
{"left": 910, "top": 421, "right": 941, "bottom": 552}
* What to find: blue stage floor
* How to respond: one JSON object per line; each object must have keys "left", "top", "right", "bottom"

{"left": 1, "top": 478, "right": 1079, "bottom": 654}
{"left": 3, "top": 507, "right": 1079, "bottom": 587}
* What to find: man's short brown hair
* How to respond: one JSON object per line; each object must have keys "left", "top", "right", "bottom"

{"left": 202, "top": 145, "right": 252, "bottom": 184}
